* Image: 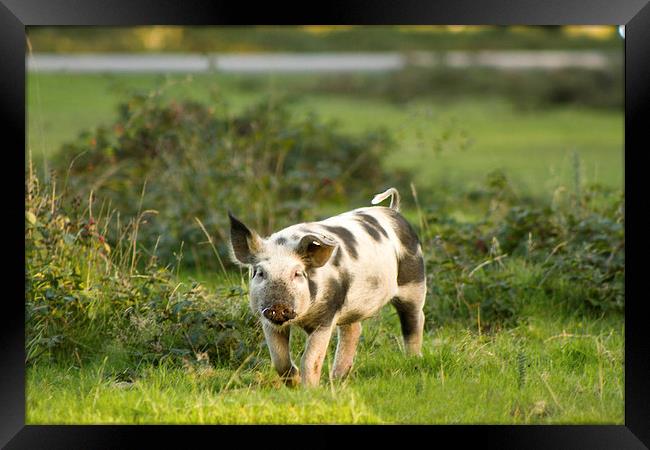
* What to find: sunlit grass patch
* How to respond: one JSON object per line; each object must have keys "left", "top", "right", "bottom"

{"left": 27, "top": 309, "right": 623, "bottom": 424}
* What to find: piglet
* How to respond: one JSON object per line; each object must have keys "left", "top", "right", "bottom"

{"left": 228, "top": 187, "right": 426, "bottom": 387}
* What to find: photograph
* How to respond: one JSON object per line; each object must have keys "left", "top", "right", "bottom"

{"left": 24, "top": 25, "right": 625, "bottom": 425}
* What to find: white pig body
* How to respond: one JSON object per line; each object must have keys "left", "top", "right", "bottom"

{"left": 270, "top": 207, "right": 410, "bottom": 331}
{"left": 228, "top": 188, "right": 426, "bottom": 387}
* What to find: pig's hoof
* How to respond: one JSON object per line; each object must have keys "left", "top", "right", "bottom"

{"left": 331, "top": 369, "right": 352, "bottom": 380}
{"left": 300, "top": 377, "right": 321, "bottom": 388}
{"left": 281, "top": 367, "right": 300, "bottom": 387}
{"left": 283, "top": 374, "right": 300, "bottom": 388}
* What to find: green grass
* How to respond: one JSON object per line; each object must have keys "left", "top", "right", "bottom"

{"left": 27, "top": 302, "right": 623, "bottom": 424}
{"left": 27, "top": 73, "right": 623, "bottom": 199}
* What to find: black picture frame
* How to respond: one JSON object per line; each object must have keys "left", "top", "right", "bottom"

{"left": 4, "top": 1, "right": 649, "bottom": 448}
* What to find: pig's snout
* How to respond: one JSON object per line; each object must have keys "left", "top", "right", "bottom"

{"left": 262, "top": 305, "right": 296, "bottom": 324}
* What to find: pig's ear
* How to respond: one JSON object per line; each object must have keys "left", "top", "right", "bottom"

{"left": 297, "top": 234, "right": 337, "bottom": 269}
{"left": 228, "top": 211, "right": 264, "bottom": 265}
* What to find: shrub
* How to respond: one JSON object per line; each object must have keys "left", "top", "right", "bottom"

{"left": 54, "top": 92, "right": 395, "bottom": 270}
{"left": 25, "top": 166, "right": 262, "bottom": 367}
{"left": 419, "top": 172, "right": 624, "bottom": 329}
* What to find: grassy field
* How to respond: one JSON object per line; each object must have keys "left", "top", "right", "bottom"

{"left": 25, "top": 70, "right": 624, "bottom": 425}
{"left": 28, "top": 301, "right": 623, "bottom": 424}
{"left": 27, "top": 73, "right": 623, "bottom": 199}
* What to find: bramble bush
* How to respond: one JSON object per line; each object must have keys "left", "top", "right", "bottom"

{"left": 418, "top": 170, "right": 624, "bottom": 329}
{"left": 25, "top": 165, "right": 262, "bottom": 368}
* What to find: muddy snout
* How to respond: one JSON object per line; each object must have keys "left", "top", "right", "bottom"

{"left": 262, "top": 304, "right": 296, "bottom": 324}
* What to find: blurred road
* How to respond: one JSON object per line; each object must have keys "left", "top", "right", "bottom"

{"left": 27, "top": 51, "right": 613, "bottom": 73}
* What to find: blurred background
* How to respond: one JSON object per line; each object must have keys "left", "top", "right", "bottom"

{"left": 26, "top": 25, "right": 623, "bottom": 272}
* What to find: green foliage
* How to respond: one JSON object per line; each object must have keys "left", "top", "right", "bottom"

{"left": 419, "top": 171, "right": 624, "bottom": 329}
{"left": 55, "top": 91, "right": 393, "bottom": 269}
{"left": 25, "top": 167, "right": 261, "bottom": 367}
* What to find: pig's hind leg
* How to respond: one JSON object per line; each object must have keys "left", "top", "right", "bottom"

{"left": 392, "top": 279, "right": 426, "bottom": 356}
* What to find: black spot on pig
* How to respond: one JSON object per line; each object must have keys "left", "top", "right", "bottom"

{"left": 300, "top": 271, "right": 352, "bottom": 334}
{"left": 358, "top": 221, "right": 382, "bottom": 241}
{"left": 308, "top": 278, "right": 318, "bottom": 302}
{"left": 387, "top": 210, "right": 420, "bottom": 254}
{"left": 321, "top": 225, "right": 358, "bottom": 259}
{"left": 391, "top": 297, "right": 420, "bottom": 340}
{"left": 356, "top": 212, "right": 389, "bottom": 240}
{"left": 397, "top": 253, "right": 425, "bottom": 286}
{"left": 366, "top": 275, "right": 381, "bottom": 289}
{"left": 327, "top": 271, "right": 352, "bottom": 312}
{"left": 338, "top": 311, "right": 364, "bottom": 325}
{"left": 331, "top": 247, "right": 343, "bottom": 267}
{"left": 275, "top": 237, "right": 287, "bottom": 245}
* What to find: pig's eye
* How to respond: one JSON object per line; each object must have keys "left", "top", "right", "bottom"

{"left": 254, "top": 268, "right": 265, "bottom": 279}
{"left": 293, "top": 270, "right": 305, "bottom": 279}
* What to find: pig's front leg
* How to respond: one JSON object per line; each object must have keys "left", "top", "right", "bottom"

{"left": 301, "top": 323, "right": 336, "bottom": 387}
{"left": 332, "top": 322, "right": 362, "bottom": 379}
{"left": 262, "top": 321, "right": 300, "bottom": 387}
